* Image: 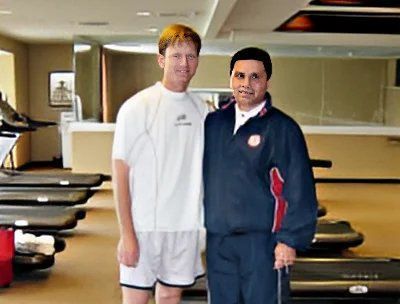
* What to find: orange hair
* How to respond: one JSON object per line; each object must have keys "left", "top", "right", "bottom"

{"left": 158, "top": 24, "right": 201, "bottom": 56}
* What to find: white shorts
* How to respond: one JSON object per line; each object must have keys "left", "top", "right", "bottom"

{"left": 120, "top": 231, "right": 205, "bottom": 290}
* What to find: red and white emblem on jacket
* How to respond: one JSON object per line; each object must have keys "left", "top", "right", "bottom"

{"left": 247, "top": 134, "right": 261, "bottom": 148}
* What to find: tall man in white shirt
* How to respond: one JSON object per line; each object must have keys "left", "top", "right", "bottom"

{"left": 112, "top": 24, "right": 207, "bottom": 304}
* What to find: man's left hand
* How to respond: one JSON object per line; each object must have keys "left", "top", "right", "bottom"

{"left": 274, "top": 242, "right": 296, "bottom": 269}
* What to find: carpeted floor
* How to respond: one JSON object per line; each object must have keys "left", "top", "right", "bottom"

{"left": 1, "top": 181, "right": 399, "bottom": 303}
{"left": 0, "top": 182, "right": 122, "bottom": 304}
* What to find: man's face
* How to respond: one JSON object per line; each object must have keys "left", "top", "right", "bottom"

{"left": 158, "top": 40, "right": 199, "bottom": 92}
{"left": 230, "top": 59, "right": 269, "bottom": 111}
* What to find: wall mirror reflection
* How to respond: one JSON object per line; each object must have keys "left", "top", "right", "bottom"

{"left": 73, "top": 41, "right": 400, "bottom": 127}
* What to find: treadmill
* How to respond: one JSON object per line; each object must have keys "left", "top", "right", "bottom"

{"left": 308, "top": 219, "right": 364, "bottom": 252}
{"left": 0, "top": 206, "right": 81, "bottom": 231}
{"left": 310, "top": 159, "right": 332, "bottom": 169}
{"left": 0, "top": 128, "right": 107, "bottom": 189}
{"left": 14, "top": 253, "right": 55, "bottom": 272}
{"left": 0, "top": 205, "right": 86, "bottom": 221}
{"left": 291, "top": 257, "right": 400, "bottom": 303}
{"left": 183, "top": 257, "right": 400, "bottom": 303}
{"left": 0, "top": 187, "right": 94, "bottom": 206}
{"left": 0, "top": 169, "right": 106, "bottom": 188}
{"left": 317, "top": 204, "right": 327, "bottom": 217}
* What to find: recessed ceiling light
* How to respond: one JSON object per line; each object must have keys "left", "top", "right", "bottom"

{"left": 74, "top": 44, "right": 92, "bottom": 53}
{"left": 137, "top": 11, "right": 151, "bottom": 17}
{"left": 148, "top": 27, "right": 159, "bottom": 33}
{"left": 79, "top": 21, "right": 109, "bottom": 26}
{"left": 157, "top": 11, "right": 198, "bottom": 18}
{"left": 104, "top": 44, "right": 140, "bottom": 52}
{"left": 104, "top": 43, "right": 157, "bottom": 54}
{"left": 0, "top": 10, "right": 12, "bottom": 15}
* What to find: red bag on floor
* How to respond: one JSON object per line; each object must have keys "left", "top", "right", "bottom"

{"left": 0, "top": 228, "right": 14, "bottom": 287}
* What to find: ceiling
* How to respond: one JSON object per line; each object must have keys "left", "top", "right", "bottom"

{"left": 1, "top": 0, "right": 400, "bottom": 57}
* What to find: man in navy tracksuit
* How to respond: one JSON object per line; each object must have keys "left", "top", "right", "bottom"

{"left": 203, "top": 47, "right": 318, "bottom": 303}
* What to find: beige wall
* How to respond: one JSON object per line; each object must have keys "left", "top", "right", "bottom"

{"left": 0, "top": 34, "right": 30, "bottom": 166}
{"left": 28, "top": 44, "right": 73, "bottom": 161}
{"left": 0, "top": 52, "right": 16, "bottom": 106}
{"left": 384, "top": 60, "right": 400, "bottom": 126}
{"left": 387, "top": 59, "right": 397, "bottom": 86}
{"left": 307, "top": 134, "right": 400, "bottom": 178}
{"left": 0, "top": 39, "right": 73, "bottom": 164}
{"left": 384, "top": 87, "right": 400, "bottom": 126}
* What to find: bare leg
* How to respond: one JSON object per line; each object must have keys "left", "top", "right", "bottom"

{"left": 122, "top": 287, "right": 151, "bottom": 304}
{"left": 155, "top": 283, "right": 183, "bottom": 304}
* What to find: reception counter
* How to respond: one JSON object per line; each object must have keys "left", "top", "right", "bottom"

{"left": 68, "top": 122, "right": 115, "bottom": 175}
{"left": 67, "top": 122, "right": 400, "bottom": 177}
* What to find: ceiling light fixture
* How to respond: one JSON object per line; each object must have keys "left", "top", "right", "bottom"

{"left": 104, "top": 43, "right": 157, "bottom": 54}
{"left": 157, "top": 11, "right": 198, "bottom": 18}
{"left": 104, "top": 44, "right": 141, "bottom": 53}
{"left": 79, "top": 21, "right": 109, "bottom": 26}
{"left": 0, "top": 10, "right": 12, "bottom": 15}
{"left": 148, "top": 27, "right": 159, "bottom": 33}
{"left": 137, "top": 11, "right": 151, "bottom": 17}
{"left": 74, "top": 44, "right": 92, "bottom": 53}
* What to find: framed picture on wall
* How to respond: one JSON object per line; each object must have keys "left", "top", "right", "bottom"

{"left": 48, "top": 71, "right": 74, "bottom": 107}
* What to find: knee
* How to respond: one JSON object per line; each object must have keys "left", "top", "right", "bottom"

{"left": 156, "top": 285, "right": 182, "bottom": 303}
{"left": 122, "top": 287, "right": 150, "bottom": 304}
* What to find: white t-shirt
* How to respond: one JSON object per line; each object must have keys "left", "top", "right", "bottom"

{"left": 234, "top": 101, "right": 266, "bottom": 134}
{"left": 112, "top": 82, "right": 208, "bottom": 232}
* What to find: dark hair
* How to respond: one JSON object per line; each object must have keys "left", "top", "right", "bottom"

{"left": 158, "top": 24, "right": 201, "bottom": 56}
{"left": 230, "top": 47, "right": 272, "bottom": 79}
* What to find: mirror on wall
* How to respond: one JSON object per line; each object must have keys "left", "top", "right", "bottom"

{"left": 73, "top": 40, "right": 400, "bottom": 126}
{"left": 73, "top": 43, "right": 102, "bottom": 121}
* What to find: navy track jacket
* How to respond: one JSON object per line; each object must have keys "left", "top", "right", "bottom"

{"left": 203, "top": 95, "right": 318, "bottom": 251}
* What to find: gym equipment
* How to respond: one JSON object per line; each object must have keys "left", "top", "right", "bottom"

{"left": 292, "top": 257, "right": 400, "bottom": 299}
{"left": 0, "top": 131, "right": 19, "bottom": 169}
{"left": 310, "top": 159, "right": 332, "bottom": 168}
{"left": 315, "top": 177, "right": 400, "bottom": 184}
{"left": 317, "top": 204, "right": 327, "bottom": 217}
{"left": 0, "top": 169, "right": 106, "bottom": 188}
{"left": 183, "top": 257, "right": 400, "bottom": 302}
{"left": 0, "top": 206, "right": 80, "bottom": 231}
{"left": 0, "top": 120, "right": 108, "bottom": 187}
{"left": 309, "top": 219, "right": 364, "bottom": 252}
{"left": 0, "top": 205, "right": 86, "bottom": 220}
{"left": 14, "top": 253, "right": 55, "bottom": 271}
{"left": 0, "top": 114, "right": 108, "bottom": 187}
{"left": 0, "top": 187, "right": 94, "bottom": 206}
{"left": 0, "top": 91, "right": 56, "bottom": 131}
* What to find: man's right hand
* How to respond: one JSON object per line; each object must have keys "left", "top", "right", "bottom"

{"left": 117, "top": 236, "right": 139, "bottom": 267}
